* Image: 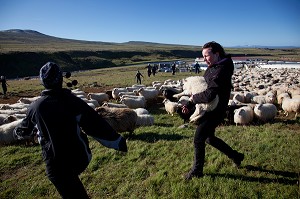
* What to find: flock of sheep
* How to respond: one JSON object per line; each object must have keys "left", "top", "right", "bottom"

{"left": 1, "top": 67, "right": 300, "bottom": 145}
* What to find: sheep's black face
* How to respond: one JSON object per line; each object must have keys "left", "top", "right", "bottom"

{"left": 176, "top": 101, "right": 196, "bottom": 123}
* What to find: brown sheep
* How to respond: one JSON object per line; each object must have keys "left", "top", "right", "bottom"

{"left": 95, "top": 107, "right": 137, "bottom": 135}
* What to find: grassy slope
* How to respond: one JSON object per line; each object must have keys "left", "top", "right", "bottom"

{"left": 0, "top": 66, "right": 299, "bottom": 199}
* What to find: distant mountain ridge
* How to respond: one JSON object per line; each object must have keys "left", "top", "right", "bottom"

{"left": 230, "top": 45, "right": 300, "bottom": 49}
{"left": 1, "top": 29, "right": 298, "bottom": 48}
{"left": 0, "top": 29, "right": 118, "bottom": 46}
{"left": 0, "top": 29, "right": 192, "bottom": 47}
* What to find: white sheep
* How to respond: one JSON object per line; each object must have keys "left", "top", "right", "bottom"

{"left": 163, "top": 99, "right": 179, "bottom": 116}
{"left": 159, "top": 85, "right": 182, "bottom": 94}
{"left": 137, "top": 87, "right": 159, "bottom": 100}
{"left": 102, "top": 102, "right": 128, "bottom": 108}
{"left": 0, "top": 120, "right": 22, "bottom": 145}
{"left": 17, "top": 96, "right": 41, "bottom": 104}
{"left": 136, "top": 114, "right": 154, "bottom": 126}
{"left": 243, "top": 91, "right": 258, "bottom": 103}
{"left": 134, "top": 108, "right": 149, "bottom": 115}
{"left": 173, "top": 76, "right": 207, "bottom": 99}
{"left": 112, "top": 88, "right": 128, "bottom": 99}
{"left": 0, "top": 108, "right": 28, "bottom": 115}
{"left": 71, "top": 89, "right": 87, "bottom": 97}
{"left": 265, "top": 91, "right": 276, "bottom": 104}
{"left": 0, "top": 102, "right": 29, "bottom": 110}
{"left": 189, "top": 95, "right": 219, "bottom": 123}
{"left": 178, "top": 96, "right": 190, "bottom": 106}
{"left": 95, "top": 107, "right": 137, "bottom": 134}
{"left": 173, "top": 76, "right": 219, "bottom": 123}
{"left": 120, "top": 95, "right": 145, "bottom": 101}
{"left": 126, "top": 85, "right": 145, "bottom": 92}
{"left": 254, "top": 103, "right": 277, "bottom": 122}
{"left": 233, "top": 106, "right": 254, "bottom": 126}
{"left": 232, "top": 92, "right": 245, "bottom": 103}
{"left": 277, "top": 92, "right": 290, "bottom": 105}
{"left": 288, "top": 87, "right": 300, "bottom": 97}
{"left": 251, "top": 93, "right": 275, "bottom": 104}
{"left": 87, "top": 92, "right": 109, "bottom": 104}
{"left": 117, "top": 91, "right": 137, "bottom": 98}
{"left": 120, "top": 97, "right": 146, "bottom": 109}
{"left": 133, "top": 108, "right": 153, "bottom": 126}
{"left": 281, "top": 96, "right": 300, "bottom": 118}
{"left": 81, "top": 98, "right": 100, "bottom": 108}
{"left": 0, "top": 114, "right": 10, "bottom": 125}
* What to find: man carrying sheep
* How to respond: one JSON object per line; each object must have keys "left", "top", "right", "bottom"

{"left": 13, "top": 62, "right": 127, "bottom": 198}
{"left": 182, "top": 41, "right": 244, "bottom": 180}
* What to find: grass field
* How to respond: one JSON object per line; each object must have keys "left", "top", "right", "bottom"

{"left": 0, "top": 65, "right": 299, "bottom": 199}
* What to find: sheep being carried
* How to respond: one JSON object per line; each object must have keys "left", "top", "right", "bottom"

{"left": 174, "top": 76, "right": 219, "bottom": 123}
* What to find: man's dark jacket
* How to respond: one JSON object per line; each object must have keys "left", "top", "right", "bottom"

{"left": 14, "top": 88, "right": 126, "bottom": 174}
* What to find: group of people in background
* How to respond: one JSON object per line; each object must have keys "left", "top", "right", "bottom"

{"left": 146, "top": 63, "right": 158, "bottom": 77}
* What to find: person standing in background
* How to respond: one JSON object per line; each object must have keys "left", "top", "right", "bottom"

{"left": 0, "top": 76, "right": 9, "bottom": 98}
{"left": 171, "top": 62, "right": 176, "bottom": 75}
{"left": 195, "top": 62, "right": 200, "bottom": 74}
{"left": 146, "top": 63, "right": 152, "bottom": 77}
{"left": 135, "top": 70, "right": 144, "bottom": 84}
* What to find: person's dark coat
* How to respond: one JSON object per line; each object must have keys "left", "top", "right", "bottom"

{"left": 191, "top": 56, "right": 234, "bottom": 123}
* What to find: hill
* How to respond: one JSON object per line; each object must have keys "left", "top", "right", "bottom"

{"left": 0, "top": 29, "right": 202, "bottom": 78}
{"left": 1, "top": 29, "right": 300, "bottom": 78}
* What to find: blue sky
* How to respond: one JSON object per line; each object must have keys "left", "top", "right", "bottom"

{"left": 1, "top": 0, "right": 299, "bottom": 47}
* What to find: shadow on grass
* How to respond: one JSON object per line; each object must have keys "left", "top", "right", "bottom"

{"left": 153, "top": 122, "right": 176, "bottom": 127}
{"left": 244, "top": 165, "right": 299, "bottom": 178}
{"left": 129, "top": 132, "right": 189, "bottom": 143}
{"left": 206, "top": 165, "right": 299, "bottom": 185}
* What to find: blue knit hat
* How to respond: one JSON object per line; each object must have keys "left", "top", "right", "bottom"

{"left": 40, "top": 62, "right": 63, "bottom": 89}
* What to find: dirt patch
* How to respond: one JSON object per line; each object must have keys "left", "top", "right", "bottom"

{"left": 0, "top": 86, "right": 114, "bottom": 104}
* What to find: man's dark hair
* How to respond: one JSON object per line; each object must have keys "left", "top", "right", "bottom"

{"left": 202, "top": 41, "right": 226, "bottom": 58}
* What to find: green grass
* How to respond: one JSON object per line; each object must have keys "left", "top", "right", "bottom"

{"left": 1, "top": 66, "right": 300, "bottom": 199}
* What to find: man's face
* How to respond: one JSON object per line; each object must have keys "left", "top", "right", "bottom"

{"left": 202, "top": 48, "right": 219, "bottom": 67}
